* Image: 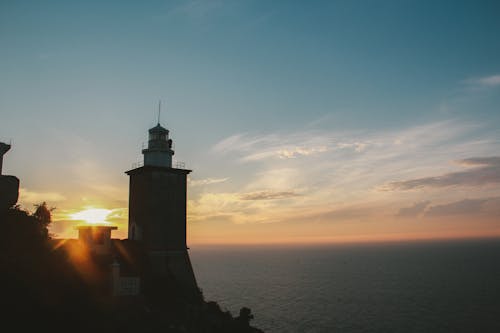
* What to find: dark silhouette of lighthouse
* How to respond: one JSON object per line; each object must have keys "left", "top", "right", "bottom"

{"left": 126, "top": 119, "right": 197, "bottom": 292}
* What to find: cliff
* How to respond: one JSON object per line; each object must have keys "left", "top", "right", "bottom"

{"left": 0, "top": 205, "right": 264, "bottom": 333}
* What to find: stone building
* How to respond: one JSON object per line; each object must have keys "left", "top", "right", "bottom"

{"left": 76, "top": 225, "right": 117, "bottom": 255}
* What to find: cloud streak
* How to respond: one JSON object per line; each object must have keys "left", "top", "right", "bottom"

{"left": 424, "top": 198, "right": 488, "bottom": 217}
{"left": 239, "top": 190, "right": 300, "bottom": 200}
{"left": 211, "top": 120, "right": 488, "bottom": 167}
{"left": 277, "top": 146, "right": 329, "bottom": 159}
{"left": 212, "top": 131, "right": 370, "bottom": 162}
{"left": 397, "top": 201, "right": 430, "bottom": 217}
{"left": 465, "top": 74, "right": 500, "bottom": 87}
{"left": 19, "top": 188, "right": 66, "bottom": 205}
{"left": 396, "top": 197, "right": 500, "bottom": 218}
{"left": 189, "top": 177, "right": 229, "bottom": 187}
{"left": 385, "top": 156, "right": 500, "bottom": 190}
{"left": 190, "top": 120, "right": 500, "bottom": 232}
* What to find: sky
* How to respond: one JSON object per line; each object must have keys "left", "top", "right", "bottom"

{"left": 1, "top": 0, "right": 500, "bottom": 244}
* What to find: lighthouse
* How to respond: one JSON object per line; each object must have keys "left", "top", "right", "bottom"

{"left": 126, "top": 120, "right": 198, "bottom": 292}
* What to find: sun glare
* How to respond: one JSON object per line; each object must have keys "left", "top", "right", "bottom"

{"left": 71, "top": 208, "right": 112, "bottom": 224}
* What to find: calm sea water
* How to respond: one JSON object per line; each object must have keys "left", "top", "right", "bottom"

{"left": 190, "top": 239, "right": 500, "bottom": 333}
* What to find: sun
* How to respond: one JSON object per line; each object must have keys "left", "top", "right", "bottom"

{"left": 70, "top": 208, "right": 112, "bottom": 224}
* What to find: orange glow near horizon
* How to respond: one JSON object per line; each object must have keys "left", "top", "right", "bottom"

{"left": 187, "top": 230, "right": 500, "bottom": 246}
{"left": 46, "top": 200, "right": 500, "bottom": 245}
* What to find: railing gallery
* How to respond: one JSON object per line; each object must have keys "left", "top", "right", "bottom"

{"left": 131, "top": 160, "right": 186, "bottom": 169}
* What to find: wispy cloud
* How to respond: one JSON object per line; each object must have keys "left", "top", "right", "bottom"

{"left": 188, "top": 192, "right": 256, "bottom": 224}
{"left": 397, "top": 197, "right": 500, "bottom": 218}
{"left": 212, "top": 131, "right": 372, "bottom": 162}
{"left": 212, "top": 120, "right": 485, "bottom": 165}
{"left": 189, "top": 177, "right": 229, "bottom": 187}
{"left": 240, "top": 190, "right": 300, "bottom": 200}
{"left": 277, "top": 146, "right": 329, "bottom": 159}
{"left": 465, "top": 74, "right": 500, "bottom": 87}
{"left": 19, "top": 188, "right": 66, "bottom": 205}
{"left": 304, "top": 205, "right": 377, "bottom": 222}
{"left": 384, "top": 156, "right": 500, "bottom": 190}
{"left": 105, "top": 208, "right": 128, "bottom": 223}
{"left": 425, "top": 198, "right": 489, "bottom": 217}
{"left": 212, "top": 120, "right": 497, "bottom": 201}
{"left": 192, "top": 120, "right": 500, "bottom": 229}
{"left": 456, "top": 156, "right": 500, "bottom": 167}
{"left": 397, "top": 201, "right": 430, "bottom": 217}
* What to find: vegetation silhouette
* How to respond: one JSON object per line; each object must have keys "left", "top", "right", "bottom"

{"left": 0, "top": 201, "right": 264, "bottom": 333}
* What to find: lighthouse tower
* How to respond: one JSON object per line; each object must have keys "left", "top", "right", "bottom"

{"left": 126, "top": 121, "right": 198, "bottom": 292}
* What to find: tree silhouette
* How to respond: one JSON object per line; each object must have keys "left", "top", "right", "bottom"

{"left": 237, "top": 307, "right": 255, "bottom": 326}
{"left": 33, "top": 201, "right": 55, "bottom": 238}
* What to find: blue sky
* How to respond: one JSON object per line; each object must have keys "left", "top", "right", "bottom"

{"left": 1, "top": 0, "right": 499, "bottom": 243}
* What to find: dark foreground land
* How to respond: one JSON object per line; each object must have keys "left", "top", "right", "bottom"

{"left": 0, "top": 205, "right": 263, "bottom": 333}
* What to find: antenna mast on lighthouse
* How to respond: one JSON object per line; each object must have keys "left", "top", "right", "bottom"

{"left": 157, "top": 99, "right": 161, "bottom": 125}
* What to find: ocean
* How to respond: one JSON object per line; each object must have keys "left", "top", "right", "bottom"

{"left": 190, "top": 239, "right": 500, "bottom": 333}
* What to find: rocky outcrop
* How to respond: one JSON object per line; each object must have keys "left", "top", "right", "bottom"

{"left": 0, "top": 175, "right": 19, "bottom": 210}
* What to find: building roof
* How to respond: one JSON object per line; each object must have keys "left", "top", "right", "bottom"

{"left": 125, "top": 165, "right": 192, "bottom": 176}
{"left": 148, "top": 124, "right": 169, "bottom": 134}
{"left": 0, "top": 142, "right": 11, "bottom": 153}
